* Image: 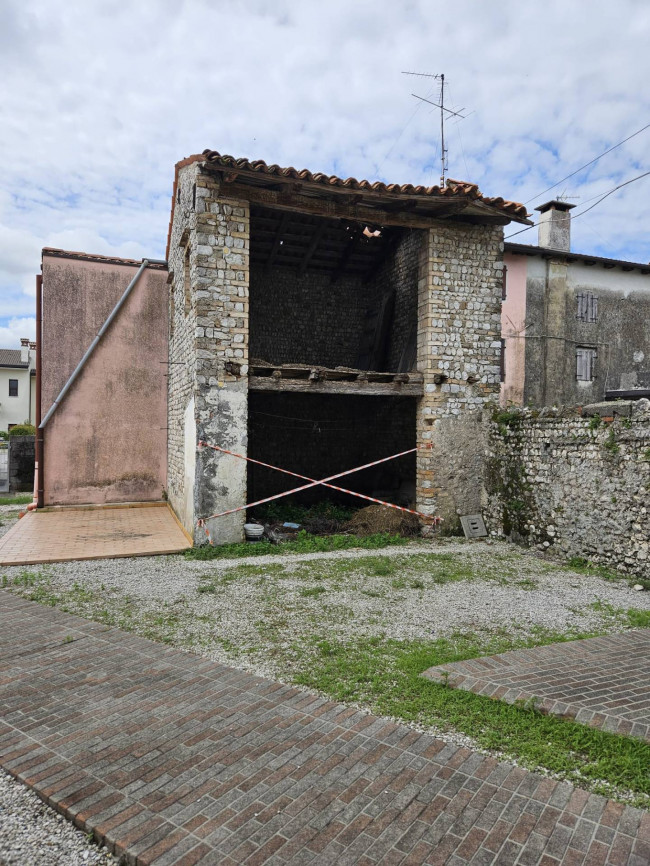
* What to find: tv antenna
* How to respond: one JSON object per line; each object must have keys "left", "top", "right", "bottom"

{"left": 401, "top": 71, "right": 469, "bottom": 187}
{"left": 557, "top": 190, "right": 581, "bottom": 202}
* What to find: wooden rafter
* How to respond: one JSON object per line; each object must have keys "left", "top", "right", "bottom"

{"left": 299, "top": 222, "right": 328, "bottom": 275}
{"left": 330, "top": 226, "right": 364, "bottom": 284}
{"left": 265, "top": 212, "right": 290, "bottom": 270}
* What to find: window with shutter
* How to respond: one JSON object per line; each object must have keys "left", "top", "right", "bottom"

{"left": 576, "top": 292, "right": 598, "bottom": 322}
{"left": 576, "top": 347, "right": 597, "bottom": 381}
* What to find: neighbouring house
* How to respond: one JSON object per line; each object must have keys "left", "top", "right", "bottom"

{"left": 35, "top": 150, "right": 531, "bottom": 542}
{"left": 501, "top": 200, "right": 650, "bottom": 407}
{"left": 0, "top": 339, "right": 36, "bottom": 432}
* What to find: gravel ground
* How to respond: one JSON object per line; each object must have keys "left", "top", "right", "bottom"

{"left": 2, "top": 525, "right": 648, "bottom": 684}
{"left": 0, "top": 769, "right": 118, "bottom": 866}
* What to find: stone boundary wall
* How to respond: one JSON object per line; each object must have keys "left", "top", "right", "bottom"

{"left": 484, "top": 401, "right": 650, "bottom": 577}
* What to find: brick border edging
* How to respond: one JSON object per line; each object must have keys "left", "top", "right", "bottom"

{"left": 422, "top": 630, "right": 650, "bottom": 742}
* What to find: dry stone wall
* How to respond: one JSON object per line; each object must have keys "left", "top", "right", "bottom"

{"left": 485, "top": 402, "right": 650, "bottom": 578}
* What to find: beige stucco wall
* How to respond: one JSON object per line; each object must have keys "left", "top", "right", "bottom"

{"left": 501, "top": 253, "right": 528, "bottom": 406}
{"left": 41, "top": 254, "right": 168, "bottom": 505}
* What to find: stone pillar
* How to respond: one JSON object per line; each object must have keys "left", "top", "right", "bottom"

{"left": 416, "top": 223, "right": 504, "bottom": 523}
{"left": 167, "top": 162, "right": 249, "bottom": 544}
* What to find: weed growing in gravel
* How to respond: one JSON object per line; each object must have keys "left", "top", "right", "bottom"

{"left": 565, "top": 556, "right": 649, "bottom": 590}
{"left": 185, "top": 531, "right": 407, "bottom": 560}
{"left": 590, "top": 599, "right": 650, "bottom": 629}
{"left": 292, "top": 631, "right": 650, "bottom": 806}
{"left": 299, "top": 586, "right": 328, "bottom": 598}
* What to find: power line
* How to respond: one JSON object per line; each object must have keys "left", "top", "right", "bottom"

{"left": 505, "top": 170, "right": 650, "bottom": 240}
{"left": 524, "top": 120, "right": 650, "bottom": 205}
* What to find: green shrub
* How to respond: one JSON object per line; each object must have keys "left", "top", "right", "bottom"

{"left": 8, "top": 424, "right": 36, "bottom": 437}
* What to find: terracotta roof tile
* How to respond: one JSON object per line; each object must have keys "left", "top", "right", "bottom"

{"left": 201, "top": 150, "right": 529, "bottom": 219}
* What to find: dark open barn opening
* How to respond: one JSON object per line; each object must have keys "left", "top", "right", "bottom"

{"left": 249, "top": 204, "right": 421, "bottom": 374}
{"left": 247, "top": 392, "right": 416, "bottom": 510}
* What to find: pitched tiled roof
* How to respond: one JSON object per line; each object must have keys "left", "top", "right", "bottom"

{"left": 201, "top": 150, "right": 529, "bottom": 220}
{"left": 42, "top": 248, "right": 168, "bottom": 269}
{"left": 0, "top": 349, "right": 27, "bottom": 368}
{"left": 166, "top": 151, "right": 530, "bottom": 258}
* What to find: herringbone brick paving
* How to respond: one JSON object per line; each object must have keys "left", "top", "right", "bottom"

{"left": 422, "top": 630, "right": 650, "bottom": 741}
{"left": 0, "top": 592, "right": 648, "bottom": 865}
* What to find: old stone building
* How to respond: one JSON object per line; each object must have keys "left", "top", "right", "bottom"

{"left": 501, "top": 200, "right": 650, "bottom": 407}
{"left": 165, "top": 151, "right": 529, "bottom": 543}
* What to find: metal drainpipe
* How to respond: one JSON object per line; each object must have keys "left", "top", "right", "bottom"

{"left": 39, "top": 258, "right": 166, "bottom": 431}
{"left": 34, "top": 273, "right": 43, "bottom": 510}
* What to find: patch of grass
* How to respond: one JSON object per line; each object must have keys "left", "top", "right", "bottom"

{"left": 627, "top": 608, "right": 650, "bottom": 628}
{"left": 565, "top": 556, "right": 629, "bottom": 584}
{"left": 0, "top": 494, "right": 33, "bottom": 506}
{"left": 516, "top": 577, "right": 538, "bottom": 590}
{"left": 293, "top": 632, "right": 650, "bottom": 805}
{"left": 251, "top": 500, "right": 356, "bottom": 525}
{"left": 590, "top": 599, "right": 650, "bottom": 630}
{"left": 185, "top": 531, "right": 408, "bottom": 560}
{"left": 299, "top": 586, "right": 328, "bottom": 598}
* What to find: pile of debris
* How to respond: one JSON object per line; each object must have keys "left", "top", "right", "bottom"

{"left": 344, "top": 504, "right": 420, "bottom": 537}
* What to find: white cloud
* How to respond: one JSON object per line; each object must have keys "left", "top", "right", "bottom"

{"left": 0, "top": 317, "right": 36, "bottom": 349}
{"left": 0, "top": 0, "right": 648, "bottom": 305}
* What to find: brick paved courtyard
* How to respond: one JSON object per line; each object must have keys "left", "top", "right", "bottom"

{"left": 422, "top": 630, "right": 650, "bottom": 742}
{"left": 0, "top": 592, "right": 648, "bottom": 865}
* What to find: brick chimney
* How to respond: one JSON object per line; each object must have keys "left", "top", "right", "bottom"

{"left": 20, "top": 337, "right": 29, "bottom": 364}
{"left": 535, "top": 200, "right": 576, "bottom": 252}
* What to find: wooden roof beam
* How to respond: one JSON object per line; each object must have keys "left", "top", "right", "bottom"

{"left": 331, "top": 227, "right": 364, "bottom": 284}
{"left": 265, "top": 212, "right": 290, "bottom": 271}
{"left": 299, "top": 222, "right": 328, "bottom": 275}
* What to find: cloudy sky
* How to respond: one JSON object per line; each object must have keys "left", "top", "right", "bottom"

{"left": 1, "top": 0, "right": 649, "bottom": 347}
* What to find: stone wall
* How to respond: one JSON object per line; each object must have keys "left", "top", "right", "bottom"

{"left": 9, "top": 435, "right": 34, "bottom": 492}
{"left": 485, "top": 401, "right": 650, "bottom": 577}
{"left": 249, "top": 266, "right": 371, "bottom": 368}
{"left": 167, "top": 162, "right": 250, "bottom": 543}
{"left": 416, "top": 223, "right": 504, "bottom": 521}
{"left": 376, "top": 229, "right": 422, "bottom": 372}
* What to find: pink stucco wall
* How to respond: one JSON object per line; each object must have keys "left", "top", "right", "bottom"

{"left": 501, "top": 253, "right": 528, "bottom": 407}
{"left": 41, "top": 253, "right": 168, "bottom": 505}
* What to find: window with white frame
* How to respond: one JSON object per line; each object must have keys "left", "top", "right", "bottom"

{"left": 576, "top": 292, "right": 598, "bottom": 323}
{"left": 576, "top": 346, "right": 597, "bottom": 382}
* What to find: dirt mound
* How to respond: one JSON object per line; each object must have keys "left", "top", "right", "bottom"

{"left": 344, "top": 504, "right": 421, "bottom": 537}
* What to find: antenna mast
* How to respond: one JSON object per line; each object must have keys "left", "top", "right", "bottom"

{"left": 401, "top": 71, "right": 468, "bottom": 187}
{"left": 439, "top": 74, "right": 445, "bottom": 187}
